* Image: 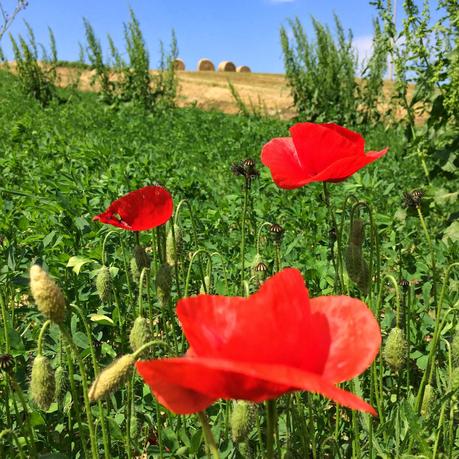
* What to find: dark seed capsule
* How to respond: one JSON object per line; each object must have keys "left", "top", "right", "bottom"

{"left": 403, "top": 189, "right": 424, "bottom": 208}
{"left": 255, "top": 262, "right": 268, "bottom": 273}
{"left": 399, "top": 279, "right": 409, "bottom": 290}
{"left": 0, "top": 354, "right": 14, "bottom": 372}
{"left": 270, "top": 223, "right": 285, "bottom": 244}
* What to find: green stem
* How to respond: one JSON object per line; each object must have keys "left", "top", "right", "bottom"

{"left": 266, "top": 400, "right": 276, "bottom": 459}
{"left": 240, "top": 181, "right": 249, "bottom": 295}
{"left": 198, "top": 411, "right": 220, "bottom": 459}
{"left": 170, "top": 222, "right": 182, "bottom": 298}
{"left": 101, "top": 230, "right": 118, "bottom": 266}
{"left": 37, "top": 320, "right": 52, "bottom": 355}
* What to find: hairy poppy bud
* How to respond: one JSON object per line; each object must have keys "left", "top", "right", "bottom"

{"left": 96, "top": 266, "right": 112, "bottom": 303}
{"left": 54, "top": 365, "right": 67, "bottom": 404}
{"left": 30, "top": 355, "right": 55, "bottom": 410}
{"left": 383, "top": 327, "right": 407, "bottom": 372}
{"left": 231, "top": 400, "right": 257, "bottom": 443}
{"left": 130, "top": 415, "right": 139, "bottom": 438}
{"left": 421, "top": 384, "right": 434, "bottom": 417}
{"left": 345, "top": 244, "right": 370, "bottom": 294}
{"left": 134, "top": 244, "right": 150, "bottom": 271}
{"left": 130, "top": 257, "right": 140, "bottom": 281}
{"left": 156, "top": 263, "right": 172, "bottom": 307}
{"left": 166, "top": 224, "right": 182, "bottom": 266}
{"left": 129, "top": 317, "right": 153, "bottom": 353}
{"left": 199, "top": 275, "right": 211, "bottom": 294}
{"left": 29, "top": 265, "right": 66, "bottom": 324}
{"left": 88, "top": 354, "right": 136, "bottom": 402}
{"left": 350, "top": 219, "right": 365, "bottom": 246}
{"left": 452, "top": 326, "right": 459, "bottom": 367}
{"left": 450, "top": 367, "right": 459, "bottom": 391}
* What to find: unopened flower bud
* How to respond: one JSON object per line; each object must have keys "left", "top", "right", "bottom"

{"left": 54, "top": 365, "right": 67, "bottom": 404}
{"left": 30, "top": 355, "right": 55, "bottom": 410}
{"left": 231, "top": 400, "right": 257, "bottom": 443}
{"left": 130, "top": 257, "right": 140, "bottom": 281}
{"left": 156, "top": 263, "right": 172, "bottom": 307}
{"left": 129, "top": 317, "right": 153, "bottom": 353}
{"left": 200, "top": 275, "right": 211, "bottom": 294}
{"left": 134, "top": 244, "right": 150, "bottom": 271}
{"left": 383, "top": 327, "right": 407, "bottom": 372}
{"left": 166, "top": 224, "right": 183, "bottom": 266}
{"left": 96, "top": 266, "right": 112, "bottom": 303}
{"left": 452, "top": 326, "right": 459, "bottom": 367}
{"left": 29, "top": 265, "right": 66, "bottom": 323}
{"left": 421, "top": 384, "right": 434, "bottom": 417}
{"left": 450, "top": 367, "right": 459, "bottom": 391}
{"left": 350, "top": 219, "right": 365, "bottom": 246}
{"left": 345, "top": 244, "right": 370, "bottom": 294}
{"left": 88, "top": 354, "right": 136, "bottom": 402}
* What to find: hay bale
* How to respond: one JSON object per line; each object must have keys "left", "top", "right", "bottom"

{"left": 174, "top": 58, "right": 185, "bottom": 71}
{"left": 197, "top": 58, "right": 215, "bottom": 71}
{"left": 236, "top": 65, "right": 251, "bottom": 73}
{"left": 218, "top": 61, "right": 236, "bottom": 72}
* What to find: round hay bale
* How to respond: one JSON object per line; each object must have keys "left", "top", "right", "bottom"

{"left": 218, "top": 61, "right": 236, "bottom": 72}
{"left": 174, "top": 58, "right": 185, "bottom": 71}
{"left": 236, "top": 65, "right": 251, "bottom": 73}
{"left": 197, "top": 58, "right": 215, "bottom": 71}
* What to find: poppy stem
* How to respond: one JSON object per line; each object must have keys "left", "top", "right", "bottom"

{"left": 198, "top": 411, "right": 221, "bottom": 459}
{"left": 323, "top": 183, "right": 341, "bottom": 293}
{"left": 266, "top": 399, "right": 276, "bottom": 459}
{"left": 240, "top": 180, "right": 249, "bottom": 295}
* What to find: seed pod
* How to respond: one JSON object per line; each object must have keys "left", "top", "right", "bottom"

{"left": 134, "top": 244, "right": 150, "bottom": 271}
{"left": 383, "top": 327, "right": 408, "bottom": 372}
{"left": 421, "top": 384, "right": 434, "bottom": 417}
{"left": 156, "top": 263, "right": 172, "bottom": 307}
{"left": 30, "top": 355, "right": 55, "bottom": 410}
{"left": 269, "top": 224, "right": 284, "bottom": 244}
{"left": 231, "top": 401, "right": 257, "bottom": 443}
{"left": 129, "top": 316, "right": 153, "bottom": 353}
{"left": 0, "top": 354, "right": 14, "bottom": 373}
{"left": 54, "top": 365, "right": 67, "bottom": 404}
{"left": 88, "top": 354, "right": 136, "bottom": 402}
{"left": 96, "top": 266, "right": 112, "bottom": 303}
{"left": 166, "top": 224, "right": 183, "bottom": 266}
{"left": 29, "top": 265, "right": 66, "bottom": 324}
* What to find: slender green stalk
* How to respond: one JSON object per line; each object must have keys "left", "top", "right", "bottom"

{"left": 0, "top": 429, "right": 26, "bottom": 459}
{"left": 198, "top": 411, "right": 220, "bottom": 459}
{"left": 170, "top": 221, "right": 182, "bottom": 298}
{"left": 101, "top": 230, "right": 118, "bottom": 266}
{"left": 37, "top": 319, "right": 52, "bottom": 355}
{"left": 266, "top": 400, "right": 276, "bottom": 459}
{"left": 240, "top": 181, "right": 249, "bottom": 294}
{"left": 184, "top": 249, "right": 212, "bottom": 296}
{"left": 60, "top": 327, "right": 99, "bottom": 459}
{"left": 0, "top": 294, "right": 11, "bottom": 353}
{"left": 125, "top": 378, "right": 133, "bottom": 459}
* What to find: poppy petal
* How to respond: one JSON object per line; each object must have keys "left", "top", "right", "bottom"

{"left": 290, "top": 123, "right": 364, "bottom": 175}
{"left": 310, "top": 296, "right": 381, "bottom": 384}
{"left": 136, "top": 357, "right": 376, "bottom": 415}
{"left": 261, "top": 138, "right": 310, "bottom": 189}
{"left": 93, "top": 185, "right": 173, "bottom": 231}
{"left": 177, "top": 269, "right": 327, "bottom": 373}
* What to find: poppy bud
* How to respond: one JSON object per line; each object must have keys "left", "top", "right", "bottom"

{"left": 403, "top": 189, "right": 424, "bottom": 208}
{"left": 452, "top": 326, "right": 459, "bottom": 367}
{"left": 0, "top": 354, "right": 14, "bottom": 373}
{"left": 130, "top": 414, "right": 139, "bottom": 438}
{"left": 134, "top": 244, "right": 150, "bottom": 271}
{"left": 200, "top": 275, "right": 211, "bottom": 294}
{"left": 30, "top": 355, "right": 55, "bottom": 410}
{"left": 383, "top": 327, "right": 407, "bottom": 372}
{"left": 29, "top": 265, "right": 66, "bottom": 324}
{"left": 166, "top": 224, "right": 183, "bottom": 266}
{"left": 421, "top": 384, "right": 434, "bottom": 417}
{"left": 231, "top": 400, "right": 257, "bottom": 443}
{"left": 88, "top": 354, "right": 136, "bottom": 402}
{"left": 344, "top": 244, "right": 370, "bottom": 294}
{"left": 450, "top": 367, "right": 459, "bottom": 391}
{"left": 399, "top": 279, "right": 409, "bottom": 291}
{"left": 130, "top": 257, "right": 140, "bottom": 281}
{"left": 129, "top": 317, "right": 153, "bottom": 353}
{"left": 350, "top": 219, "right": 365, "bottom": 246}
{"left": 96, "top": 266, "right": 112, "bottom": 303}
{"left": 156, "top": 263, "right": 172, "bottom": 307}
{"left": 270, "top": 224, "right": 284, "bottom": 244}
{"left": 54, "top": 365, "right": 67, "bottom": 404}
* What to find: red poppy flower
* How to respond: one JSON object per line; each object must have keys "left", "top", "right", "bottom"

{"left": 136, "top": 268, "right": 380, "bottom": 415}
{"left": 93, "top": 185, "right": 173, "bottom": 231}
{"left": 261, "top": 123, "right": 388, "bottom": 189}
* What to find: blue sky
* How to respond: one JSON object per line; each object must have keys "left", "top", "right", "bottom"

{"left": 2, "top": 0, "right": 383, "bottom": 73}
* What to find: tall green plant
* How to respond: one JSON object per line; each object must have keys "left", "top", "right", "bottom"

{"left": 280, "top": 15, "right": 359, "bottom": 125}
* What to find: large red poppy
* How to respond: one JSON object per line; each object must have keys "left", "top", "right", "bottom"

{"left": 136, "top": 268, "right": 380, "bottom": 415}
{"left": 93, "top": 185, "right": 173, "bottom": 231}
{"left": 261, "top": 123, "right": 388, "bottom": 189}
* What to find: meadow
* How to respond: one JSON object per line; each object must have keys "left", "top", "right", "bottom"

{"left": 1, "top": 3, "right": 459, "bottom": 458}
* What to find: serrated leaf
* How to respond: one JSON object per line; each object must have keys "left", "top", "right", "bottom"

{"left": 67, "top": 255, "right": 94, "bottom": 274}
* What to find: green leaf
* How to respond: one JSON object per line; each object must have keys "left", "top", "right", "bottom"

{"left": 66, "top": 255, "right": 94, "bottom": 274}
{"left": 88, "top": 313, "right": 114, "bottom": 326}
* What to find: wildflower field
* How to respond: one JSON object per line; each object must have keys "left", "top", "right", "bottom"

{"left": 1, "top": 2, "right": 459, "bottom": 458}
